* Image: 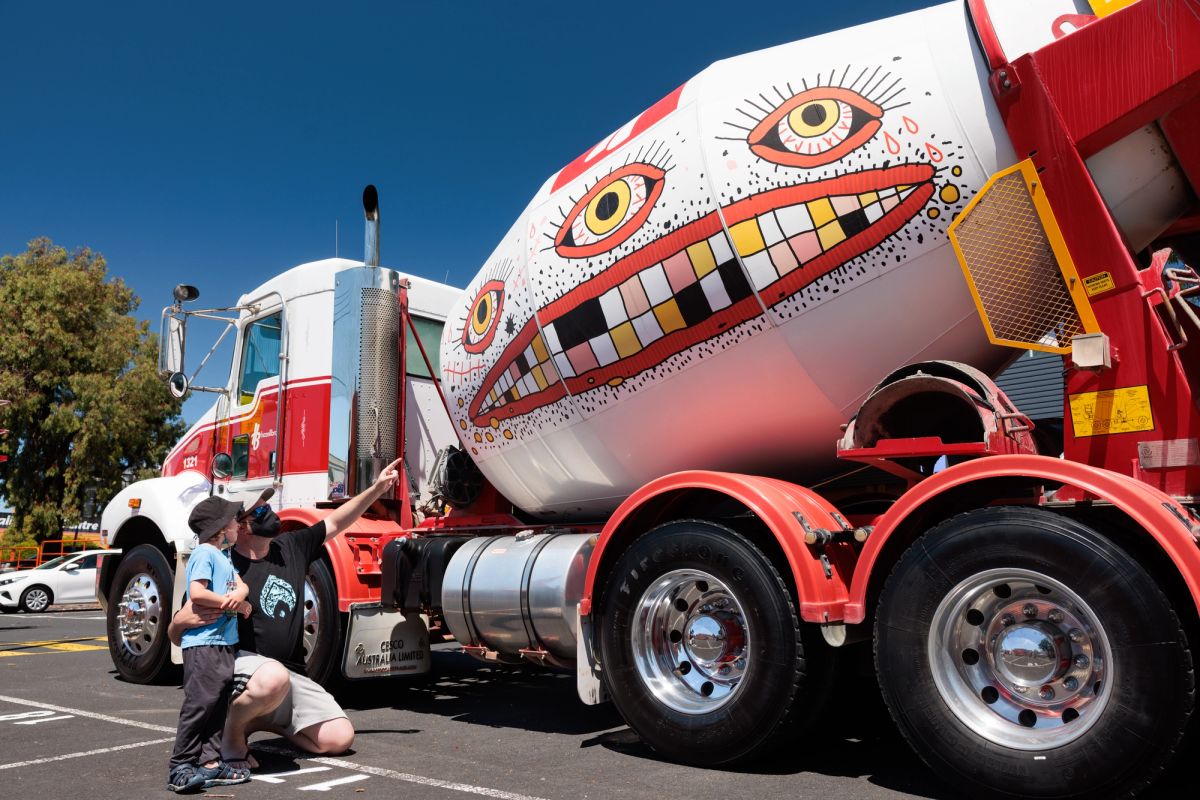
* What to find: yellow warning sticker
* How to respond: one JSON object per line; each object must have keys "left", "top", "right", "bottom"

{"left": 1069, "top": 385, "right": 1154, "bottom": 437}
{"left": 1088, "top": 0, "right": 1139, "bottom": 18}
{"left": 1082, "top": 271, "right": 1115, "bottom": 296}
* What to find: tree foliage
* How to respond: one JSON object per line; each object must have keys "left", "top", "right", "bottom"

{"left": 0, "top": 238, "right": 185, "bottom": 541}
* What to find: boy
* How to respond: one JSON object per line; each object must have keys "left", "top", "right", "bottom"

{"left": 167, "top": 496, "right": 255, "bottom": 793}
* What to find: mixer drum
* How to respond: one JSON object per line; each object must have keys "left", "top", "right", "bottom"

{"left": 441, "top": 532, "right": 594, "bottom": 663}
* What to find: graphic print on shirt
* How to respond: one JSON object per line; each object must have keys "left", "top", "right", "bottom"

{"left": 260, "top": 574, "right": 297, "bottom": 619}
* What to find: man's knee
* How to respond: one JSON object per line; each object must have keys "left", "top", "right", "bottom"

{"left": 303, "top": 717, "right": 355, "bottom": 754}
{"left": 239, "top": 662, "right": 290, "bottom": 706}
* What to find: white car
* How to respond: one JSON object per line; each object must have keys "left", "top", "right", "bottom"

{"left": 0, "top": 550, "right": 119, "bottom": 612}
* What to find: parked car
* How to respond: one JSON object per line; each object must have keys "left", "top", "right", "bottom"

{"left": 0, "top": 549, "right": 120, "bottom": 612}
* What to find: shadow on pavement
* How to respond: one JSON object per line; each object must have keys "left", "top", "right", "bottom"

{"left": 332, "top": 646, "right": 953, "bottom": 799}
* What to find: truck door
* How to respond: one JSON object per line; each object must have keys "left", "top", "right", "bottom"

{"left": 216, "top": 308, "right": 285, "bottom": 507}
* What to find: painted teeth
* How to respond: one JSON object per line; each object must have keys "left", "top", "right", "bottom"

{"left": 730, "top": 185, "right": 917, "bottom": 292}
{"left": 477, "top": 182, "right": 920, "bottom": 418}
{"left": 477, "top": 228, "right": 752, "bottom": 416}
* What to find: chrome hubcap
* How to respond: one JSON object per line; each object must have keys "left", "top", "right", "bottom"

{"left": 25, "top": 588, "right": 49, "bottom": 612}
{"left": 301, "top": 577, "right": 319, "bottom": 662}
{"left": 632, "top": 569, "right": 750, "bottom": 714}
{"left": 116, "top": 572, "right": 161, "bottom": 656}
{"left": 929, "top": 568, "right": 1112, "bottom": 749}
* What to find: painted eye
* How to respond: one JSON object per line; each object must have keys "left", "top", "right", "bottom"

{"left": 749, "top": 88, "right": 881, "bottom": 168}
{"left": 555, "top": 163, "right": 666, "bottom": 258}
{"left": 462, "top": 280, "right": 505, "bottom": 353}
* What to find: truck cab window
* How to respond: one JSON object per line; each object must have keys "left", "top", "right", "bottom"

{"left": 231, "top": 434, "right": 250, "bottom": 478}
{"left": 406, "top": 316, "right": 444, "bottom": 379}
{"left": 238, "top": 311, "right": 282, "bottom": 404}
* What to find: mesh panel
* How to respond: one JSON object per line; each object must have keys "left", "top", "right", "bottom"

{"left": 357, "top": 287, "right": 399, "bottom": 460}
{"left": 952, "top": 171, "right": 1085, "bottom": 352}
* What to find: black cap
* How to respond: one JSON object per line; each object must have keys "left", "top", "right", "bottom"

{"left": 188, "top": 496, "right": 244, "bottom": 543}
{"left": 237, "top": 488, "right": 275, "bottom": 521}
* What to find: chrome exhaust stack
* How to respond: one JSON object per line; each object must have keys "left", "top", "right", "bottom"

{"left": 363, "top": 184, "right": 380, "bottom": 267}
{"left": 327, "top": 185, "right": 401, "bottom": 498}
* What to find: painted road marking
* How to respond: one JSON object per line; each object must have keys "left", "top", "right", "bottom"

{"left": 0, "top": 738, "right": 175, "bottom": 771}
{"left": 0, "top": 697, "right": 551, "bottom": 800}
{"left": 12, "top": 614, "right": 106, "bottom": 620}
{"left": 0, "top": 710, "right": 73, "bottom": 724}
{"left": 0, "top": 695, "right": 174, "bottom": 733}
{"left": 298, "top": 774, "right": 371, "bottom": 792}
{"left": 0, "top": 636, "right": 107, "bottom": 657}
{"left": 253, "top": 766, "right": 333, "bottom": 784}
{"left": 256, "top": 744, "right": 552, "bottom": 800}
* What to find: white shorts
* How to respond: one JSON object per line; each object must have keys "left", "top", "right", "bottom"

{"left": 232, "top": 652, "right": 347, "bottom": 736}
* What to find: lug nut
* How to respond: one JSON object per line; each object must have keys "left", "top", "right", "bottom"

{"left": 718, "top": 664, "right": 731, "bottom": 675}
{"left": 734, "top": 658, "right": 746, "bottom": 669}
{"left": 1039, "top": 686, "right": 1055, "bottom": 700}
{"left": 1069, "top": 629, "right": 1084, "bottom": 643}
{"left": 1063, "top": 677, "right": 1079, "bottom": 691}
{"left": 1023, "top": 604, "right": 1038, "bottom": 618}
{"left": 1047, "top": 609, "right": 1064, "bottom": 624}
{"left": 701, "top": 604, "right": 713, "bottom": 613}
{"left": 1001, "top": 614, "right": 1016, "bottom": 627}
{"left": 1074, "top": 654, "right": 1089, "bottom": 669}
{"left": 1013, "top": 685, "right": 1029, "bottom": 694}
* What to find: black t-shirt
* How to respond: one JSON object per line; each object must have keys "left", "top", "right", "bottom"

{"left": 231, "top": 522, "right": 326, "bottom": 675}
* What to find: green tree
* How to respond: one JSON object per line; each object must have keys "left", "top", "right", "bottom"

{"left": 0, "top": 238, "right": 185, "bottom": 541}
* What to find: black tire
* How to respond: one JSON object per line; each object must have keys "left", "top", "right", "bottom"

{"left": 875, "top": 507, "right": 1194, "bottom": 799}
{"left": 106, "top": 543, "right": 175, "bottom": 684}
{"left": 303, "top": 558, "right": 342, "bottom": 686}
{"left": 598, "top": 520, "right": 832, "bottom": 766}
{"left": 19, "top": 585, "right": 53, "bottom": 613}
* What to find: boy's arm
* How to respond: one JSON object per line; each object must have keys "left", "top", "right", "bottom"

{"left": 189, "top": 579, "right": 226, "bottom": 609}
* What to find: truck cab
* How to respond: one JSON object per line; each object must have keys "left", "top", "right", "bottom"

{"left": 98, "top": 254, "right": 459, "bottom": 683}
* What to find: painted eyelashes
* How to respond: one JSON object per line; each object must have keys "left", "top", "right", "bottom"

{"left": 554, "top": 163, "right": 666, "bottom": 258}
{"left": 721, "top": 66, "right": 909, "bottom": 168}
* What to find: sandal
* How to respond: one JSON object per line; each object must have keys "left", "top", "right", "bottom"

{"left": 197, "top": 760, "right": 252, "bottom": 787}
{"left": 167, "top": 763, "right": 208, "bottom": 793}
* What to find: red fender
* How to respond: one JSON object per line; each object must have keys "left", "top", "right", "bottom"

{"left": 580, "top": 470, "right": 855, "bottom": 624}
{"left": 843, "top": 455, "right": 1200, "bottom": 624}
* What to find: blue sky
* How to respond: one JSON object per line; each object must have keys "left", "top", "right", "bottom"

{"left": 1, "top": 0, "right": 934, "bottom": 426}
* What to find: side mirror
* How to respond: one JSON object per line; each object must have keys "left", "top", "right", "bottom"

{"left": 212, "top": 452, "right": 233, "bottom": 480}
{"left": 167, "top": 372, "right": 189, "bottom": 399}
{"left": 161, "top": 313, "right": 186, "bottom": 377}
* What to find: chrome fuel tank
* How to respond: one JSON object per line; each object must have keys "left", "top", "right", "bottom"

{"left": 441, "top": 532, "right": 594, "bottom": 664}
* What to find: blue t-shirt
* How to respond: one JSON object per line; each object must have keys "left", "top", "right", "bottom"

{"left": 180, "top": 543, "right": 240, "bottom": 649}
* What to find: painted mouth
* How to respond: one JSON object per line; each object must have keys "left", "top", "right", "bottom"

{"left": 469, "top": 163, "right": 935, "bottom": 428}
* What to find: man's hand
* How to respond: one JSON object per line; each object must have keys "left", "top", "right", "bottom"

{"left": 167, "top": 599, "right": 224, "bottom": 646}
{"left": 324, "top": 457, "right": 403, "bottom": 540}
{"left": 375, "top": 457, "right": 402, "bottom": 491}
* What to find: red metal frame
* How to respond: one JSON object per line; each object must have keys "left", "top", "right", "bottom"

{"left": 843, "top": 454, "right": 1200, "bottom": 625}
{"left": 983, "top": 0, "right": 1200, "bottom": 499}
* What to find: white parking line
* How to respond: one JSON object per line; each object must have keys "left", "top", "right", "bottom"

{"left": 253, "top": 766, "right": 332, "bottom": 784}
{"left": 0, "top": 694, "right": 174, "bottom": 733}
{"left": 0, "top": 696, "right": 553, "bottom": 800}
{"left": 12, "top": 614, "right": 106, "bottom": 620}
{"left": 298, "top": 774, "right": 370, "bottom": 791}
{"left": 0, "top": 738, "right": 175, "bottom": 771}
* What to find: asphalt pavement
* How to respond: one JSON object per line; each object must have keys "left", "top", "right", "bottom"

{"left": 0, "top": 608, "right": 958, "bottom": 800}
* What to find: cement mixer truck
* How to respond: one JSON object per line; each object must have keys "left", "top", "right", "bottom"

{"left": 98, "top": 1, "right": 1200, "bottom": 796}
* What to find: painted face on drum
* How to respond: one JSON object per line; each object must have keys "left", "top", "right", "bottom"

{"left": 464, "top": 71, "right": 955, "bottom": 430}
